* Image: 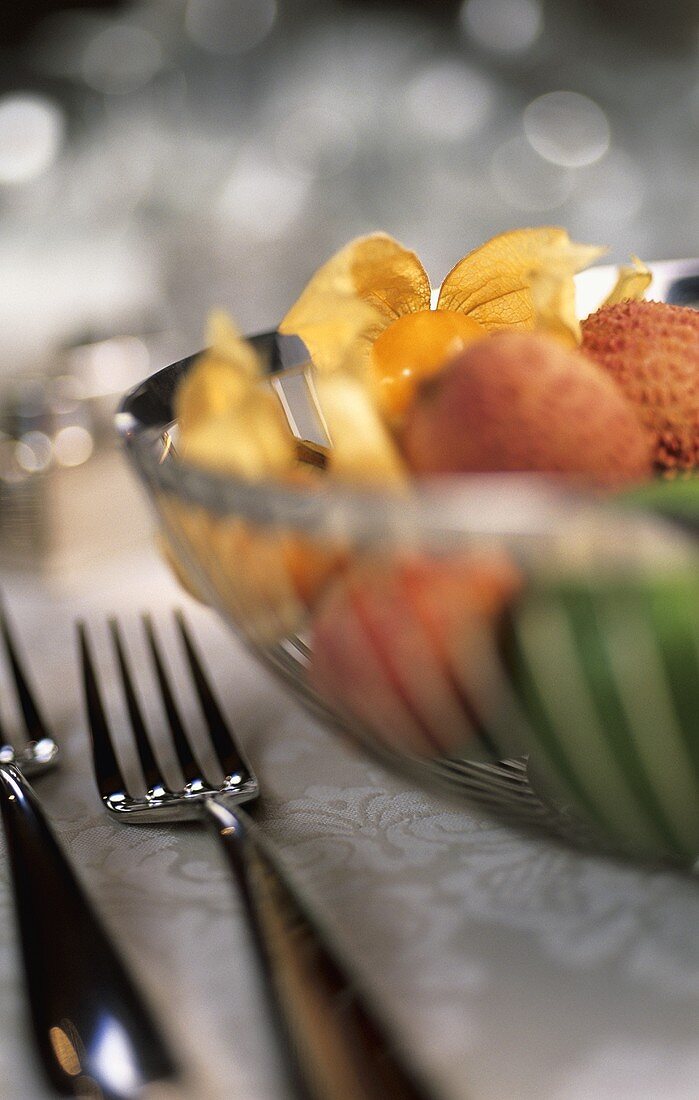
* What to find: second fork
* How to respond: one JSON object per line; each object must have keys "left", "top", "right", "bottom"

{"left": 80, "top": 612, "right": 432, "bottom": 1100}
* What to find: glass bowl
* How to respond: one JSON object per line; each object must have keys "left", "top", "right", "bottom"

{"left": 116, "top": 260, "right": 699, "bottom": 869}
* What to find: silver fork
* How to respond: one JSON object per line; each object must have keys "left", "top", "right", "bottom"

{"left": 79, "top": 611, "right": 432, "bottom": 1100}
{"left": 0, "top": 599, "right": 179, "bottom": 1099}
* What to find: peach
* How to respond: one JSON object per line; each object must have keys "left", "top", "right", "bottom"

{"left": 399, "top": 331, "right": 653, "bottom": 489}
{"left": 308, "top": 553, "right": 521, "bottom": 758}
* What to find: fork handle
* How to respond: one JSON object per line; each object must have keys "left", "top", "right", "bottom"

{"left": 205, "top": 799, "right": 432, "bottom": 1100}
{"left": 0, "top": 763, "right": 178, "bottom": 1099}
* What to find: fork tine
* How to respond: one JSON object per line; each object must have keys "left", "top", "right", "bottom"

{"left": 174, "top": 610, "right": 251, "bottom": 783}
{"left": 142, "top": 615, "right": 209, "bottom": 789}
{"left": 78, "top": 622, "right": 130, "bottom": 804}
{"left": 109, "top": 619, "right": 170, "bottom": 798}
{"left": 0, "top": 598, "right": 51, "bottom": 745}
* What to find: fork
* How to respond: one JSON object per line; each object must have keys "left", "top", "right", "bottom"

{"left": 79, "top": 611, "right": 432, "bottom": 1100}
{"left": 0, "top": 599, "right": 179, "bottom": 1099}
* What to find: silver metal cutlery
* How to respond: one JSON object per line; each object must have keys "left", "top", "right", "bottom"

{"left": 79, "top": 610, "right": 432, "bottom": 1100}
{"left": 0, "top": 599, "right": 179, "bottom": 1099}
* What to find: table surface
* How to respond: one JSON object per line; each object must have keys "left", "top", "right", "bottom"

{"left": 1, "top": 546, "right": 699, "bottom": 1100}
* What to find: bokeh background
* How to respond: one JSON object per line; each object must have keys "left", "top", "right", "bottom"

{"left": 3, "top": 0, "right": 699, "bottom": 372}
{"left": 1, "top": 0, "right": 698, "bottom": 570}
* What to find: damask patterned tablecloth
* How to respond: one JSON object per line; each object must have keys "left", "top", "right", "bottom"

{"left": 1, "top": 549, "right": 699, "bottom": 1100}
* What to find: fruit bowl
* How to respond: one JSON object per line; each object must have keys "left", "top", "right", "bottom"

{"left": 116, "top": 260, "right": 699, "bottom": 869}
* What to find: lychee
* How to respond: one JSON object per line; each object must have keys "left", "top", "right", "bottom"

{"left": 581, "top": 300, "right": 699, "bottom": 474}
{"left": 399, "top": 331, "right": 653, "bottom": 489}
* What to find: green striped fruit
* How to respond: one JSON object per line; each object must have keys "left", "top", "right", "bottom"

{"left": 499, "top": 570, "right": 699, "bottom": 865}
{"left": 619, "top": 475, "right": 699, "bottom": 539}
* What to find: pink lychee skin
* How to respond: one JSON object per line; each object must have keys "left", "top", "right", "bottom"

{"left": 399, "top": 331, "right": 653, "bottom": 489}
{"left": 309, "top": 554, "right": 521, "bottom": 758}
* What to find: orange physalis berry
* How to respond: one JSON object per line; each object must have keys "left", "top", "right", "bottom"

{"left": 370, "top": 309, "right": 485, "bottom": 422}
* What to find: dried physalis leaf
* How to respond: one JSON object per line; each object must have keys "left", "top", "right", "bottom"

{"left": 602, "top": 255, "right": 652, "bottom": 307}
{"left": 206, "top": 309, "right": 260, "bottom": 377}
{"left": 279, "top": 235, "right": 418, "bottom": 481}
{"left": 528, "top": 238, "right": 608, "bottom": 346}
{"left": 437, "top": 227, "right": 605, "bottom": 334}
{"left": 176, "top": 311, "right": 260, "bottom": 434}
{"left": 176, "top": 311, "right": 296, "bottom": 479}
{"left": 180, "top": 391, "right": 295, "bottom": 480}
{"left": 313, "top": 373, "right": 408, "bottom": 487}
{"left": 279, "top": 233, "right": 431, "bottom": 375}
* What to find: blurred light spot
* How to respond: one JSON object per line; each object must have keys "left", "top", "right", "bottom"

{"left": 461, "top": 0, "right": 542, "bottom": 53}
{"left": 69, "top": 337, "right": 151, "bottom": 397}
{"left": 81, "top": 24, "right": 163, "bottom": 95}
{"left": 524, "top": 91, "right": 610, "bottom": 168}
{"left": 0, "top": 94, "right": 64, "bottom": 185}
{"left": 491, "top": 135, "right": 574, "bottom": 211}
{"left": 0, "top": 439, "right": 27, "bottom": 483}
{"left": 185, "top": 0, "right": 277, "bottom": 55}
{"left": 576, "top": 149, "right": 645, "bottom": 227}
{"left": 407, "top": 62, "right": 494, "bottom": 141}
{"left": 54, "top": 425, "right": 93, "bottom": 467}
{"left": 14, "top": 440, "right": 42, "bottom": 474}
{"left": 275, "top": 106, "right": 357, "bottom": 178}
{"left": 219, "top": 154, "right": 310, "bottom": 238}
{"left": 16, "top": 432, "right": 52, "bottom": 473}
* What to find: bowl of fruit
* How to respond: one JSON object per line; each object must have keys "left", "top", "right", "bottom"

{"left": 117, "top": 228, "right": 699, "bottom": 868}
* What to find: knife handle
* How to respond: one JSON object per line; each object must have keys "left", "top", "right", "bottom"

{"left": 0, "top": 763, "right": 178, "bottom": 1098}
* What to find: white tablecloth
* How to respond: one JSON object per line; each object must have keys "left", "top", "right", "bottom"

{"left": 1, "top": 547, "right": 699, "bottom": 1100}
